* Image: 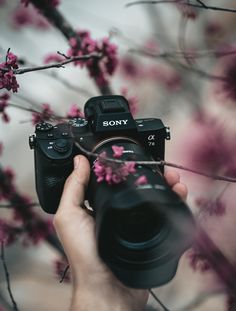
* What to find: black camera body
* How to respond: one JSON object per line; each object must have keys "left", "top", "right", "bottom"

{"left": 29, "top": 95, "right": 195, "bottom": 289}
{"left": 29, "top": 95, "right": 170, "bottom": 214}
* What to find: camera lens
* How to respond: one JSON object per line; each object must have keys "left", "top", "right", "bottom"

{"left": 114, "top": 204, "right": 165, "bottom": 246}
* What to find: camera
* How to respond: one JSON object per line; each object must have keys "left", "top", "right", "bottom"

{"left": 29, "top": 95, "right": 195, "bottom": 289}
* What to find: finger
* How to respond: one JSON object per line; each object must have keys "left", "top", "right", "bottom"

{"left": 164, "top": 170, "right": 180, "bottom": 187}
{"left": 172, "top": 182, "right": 188, "bottom": 201}
{"left": 58, "top": 155, "right": 90, "bottom": 213}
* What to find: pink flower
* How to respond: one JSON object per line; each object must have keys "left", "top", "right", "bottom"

{"left": 0, "top": 92, "right": 10, "bottom": 122}
{"left": 0, "top": 219, "right": 18, "bottom": 246}
{"left": 0, "top": 167, "right": 15, "bottom": 201}
{"left": 93, "top": 152, "right": 136, "bottom": 185}
{"left": 135, "top": 175, "right": 148, "bottom": 186}
{"left": 67, "top": 104, "right": 84, "bottom": 119}
{"left": 174, "top": 0, "right": 198, "bottom": 19}
{"left": 182, "top": 115, "right": 236, "bottom": 177}
{"left": 148, "top": 64, "right": 182, "bottom": 91}
{"left": 120, "top": 87, "right": 139, "bottom": 116}
{"left": 11, "top": 4, "right": 50, "bottom": 30}
{"left": 54, "top": 258, "right": 70, "bottom": 283}
{"left": 195, "top": 197, "right": 226, "bottom": 216}
{"left": 205, "top": 21, "right": 223, "bottom": 37}
{"left": 24, "top": 217, "right": 53, "bottom": 245}
{"left": 220, "top": 56, "right": 236, "bottom": 101}
{"left": 187, "top": 247, "right": 211, "bottom": 272}
{"left": 67, "top": 31, "right": 118, "bottom": 85}
{"left": 119, "top": 57, "right": 143, "bottom": 80}
{"left": 112, "top": 145, "right": 124, "bottom": 158}
{"left": 32, "top": 103, "right": 54, "bottom": 125}
{"left": 0, "top": 52, "right": 19, "bottom": 93}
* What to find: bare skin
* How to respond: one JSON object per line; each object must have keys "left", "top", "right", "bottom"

{"left": 53, "top": 155, "right": 188, "bottom": 311}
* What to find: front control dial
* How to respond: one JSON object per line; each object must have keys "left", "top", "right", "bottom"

{"left": 53, "top": 139, "right": 69, "bottom": 153}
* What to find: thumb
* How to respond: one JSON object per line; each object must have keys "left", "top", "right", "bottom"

{"left": 58, "top": 154, "right": 90, "bottom": 212}
{"left": 53, "top": 155, "right": 98, "bottom": 267}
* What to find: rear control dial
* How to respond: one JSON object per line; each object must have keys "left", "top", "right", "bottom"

{"left": 53, "top": 139, "right": 69, "bottom": 153}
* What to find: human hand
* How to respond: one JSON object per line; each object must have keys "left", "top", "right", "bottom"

{"left": 53, "top": 155, "right": 188, "bottom": 311}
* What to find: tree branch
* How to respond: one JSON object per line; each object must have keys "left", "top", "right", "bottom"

{"left": 1, "top": 53, "right": 102, "bottom": 75}
{"left": 29, "top": 0, "right": 113, "bottom": 95}
{"left": 0, "top": 242, "right": 20, "bottom": 311}
{"left": 75, "top": 141, "right": 236, "bottom": 183}
{"left": 126, "top": 0, "right": 236, "bottom": 14}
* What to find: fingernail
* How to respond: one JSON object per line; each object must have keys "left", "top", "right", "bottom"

{"left": 74, "top": 156, "right": 80, "bottom": 169}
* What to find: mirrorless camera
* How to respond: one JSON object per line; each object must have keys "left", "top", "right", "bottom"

{"left": 29, "top": 95, "right": 195, "bottom": 289}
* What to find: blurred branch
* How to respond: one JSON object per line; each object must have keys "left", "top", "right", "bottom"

{"left": 1, "top": 53, "right": 102, "bottom": 75}
{"left": 126, "top": 0, "right": 236, "bottom": 13}
{"left": 29, "top": 0, "right": 113, "bottom": 95}
{"left": 0, "top": 242, "right": 20, "bottom": 311}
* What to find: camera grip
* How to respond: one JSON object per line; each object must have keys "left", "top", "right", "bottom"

{"left": 34, "top": 149, "right": 73, "bottom": 213}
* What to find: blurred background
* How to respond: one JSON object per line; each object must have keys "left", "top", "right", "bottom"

{"left": 1, "top": 0, "right": 236, "bottom": 310}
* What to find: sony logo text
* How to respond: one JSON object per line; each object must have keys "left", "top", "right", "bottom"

{"left": 103, "top": 120, "right": 128, "bottom": 127}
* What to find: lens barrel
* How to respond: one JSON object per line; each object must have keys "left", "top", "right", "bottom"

{"left": 86, "top": 139, "right": 195, "bottom": 289}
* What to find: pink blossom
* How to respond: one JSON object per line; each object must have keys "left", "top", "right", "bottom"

{"left": 67, "top": 104, "right": 84, "bottom": 119}
{"left": 0, "top": 167, "right": 16, "bottom": 201}
{"left": 195, "top": 197, "right": 226, "bottom": 216}
{"left": 54, "top": 258, "right": 70, "bottom": 283}
{"left": 93, "top": 152, "right": 136, "bottom": 185}
{"left": 11, "top": 4, "right": 50, "bottom": 30}
{"left": 120, "top": 87, "right": 139, "bottom": 116}
{"left": 24, "top": 217, "right": 53, "bottom": 245}
{"left": 43, "top": 53, "right": 64, "bottom": 64}
{"left": 148, "top": 64, "right": 182, "bottom": 91}
{"left": 67, "top": 31, "right": 118, "bottom": 86}
{"left": 0, "top": 219, "right": 18, "bottom": 246}
{"left": 135, "top": 175, "right": 148, "bottom": 186}
{"left": 32, "top": 103, "right": 54, "bottom": 125}
{"left": 174, "top": 0, "right": 198, "bottom": 19}
{"left": 183, "top": 115, "right": 236, "bottom": 177}
{"left": 119, "top": 57, "right": 143, "bottom": 80}
{"left": 187, "top": 247, "right": 211, "bottom": 272}
{"left": 0, "top": 92, "right": 10, "bottom": 122}
{"left": 0, "top": 52, "right": 19, "bottom": 93}
{"left": 219, "top": 56, "right": 236, "bottom": 101}
{"left": 205, "top": 21, "right": 223, "bottom": 37}
{"left": 112, "top": 145, "right": 124, "bottom": 158}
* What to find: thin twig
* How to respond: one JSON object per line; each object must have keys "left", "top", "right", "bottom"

{"left": 149, "top": 289, "right": 170, "bottom": 311}
{"left": 131, "top": 48, "right": 226, "bottom": 81}
{"left": 1, "top": 53, "right": 102, "bottom": 75}
{"left": 59, "top": 265, "right": 70, "bottom": 283}
{"left": 75, "top": 141, "right": 236, "bottom": 183}
{"left": 0, "top": 242, "right": 20, "bottom": 311}
{"left": 126, "top": 0, "right": 236, "bottom": 14}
